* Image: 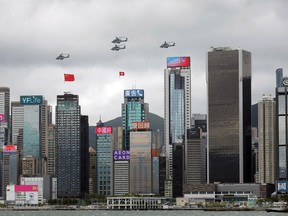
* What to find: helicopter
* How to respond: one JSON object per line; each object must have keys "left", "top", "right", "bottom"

{"left": 111, "top": 37, "right": 128, "bottom": 44}
{"left": 111, "top": 44, "right": 126, "bottom": 51}
{"left": 160, "top": 41, "right": 175, "bottom": 48}
{"left": 56, "top": 53, "right": 70, "bottom": 60}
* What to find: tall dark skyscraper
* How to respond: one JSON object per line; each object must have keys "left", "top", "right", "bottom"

{"left": 207, "top": 47, "right": 252, "bottom": 183}
{"left": 164, "top": 57, "right": 191, "bottom": 197}
{"left": 56, "top": 93, "right": 81, "bottom": 198}
{"left": 276, "top": 76, "right": 288, "bottom": 181}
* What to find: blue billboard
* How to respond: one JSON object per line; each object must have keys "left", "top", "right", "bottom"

{"left": 20, "top": 96, "right": 43, "bottom": 105}
{"left": 124, "top": 89, "right": 144, "bottom": 98}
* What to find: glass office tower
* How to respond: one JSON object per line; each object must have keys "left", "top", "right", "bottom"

{"left": 164, "top": 57, "right": 191, "bottom": 197}
{"left": 122, "top": 89, "right": 149, "bottom": 150}
{"left": 56, "top": 93, "right": 81, "bottom": 198}
{"left": 207, "top": 47, "right": 252, "bottom": 183}
{"left": 276, "top": 76, "right": 288, "bottom": 180}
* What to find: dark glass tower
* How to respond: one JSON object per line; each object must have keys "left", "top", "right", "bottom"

{"left": 80, "top": 115, "right": 89, "bottom": 196}
{"left": 207, "top": 47, "right": 252, "bottom": 183}
{"left": 276, "top": 76, "right": 288, "bottom": 180}
{"left": 56, "top": 93, "right": 81, "bottom": 198}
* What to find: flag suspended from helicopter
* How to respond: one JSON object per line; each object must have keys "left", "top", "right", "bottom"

{"left": 64, "top": 73, "right": 75, "bottom": 82}
{"left": 119, "top": 71, "right": 125, "bottom": 77}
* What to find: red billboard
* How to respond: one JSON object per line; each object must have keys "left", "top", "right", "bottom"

{"left": 0, "top": 114, "right": 4, "bottom": 122}
{"left": 3, "top": 145, "right": 17, "bottom": 154}
{"left": 15, "top": 185, "right": 38, "bottom": 192}
{"left": 95, "top": 126, "right": 113, "bottom": 134}
{"left": 132, "top": 121, "right": 150, "bottom": 130}
{"left": 167, "top": 57, "right": 190, "bottom": 68}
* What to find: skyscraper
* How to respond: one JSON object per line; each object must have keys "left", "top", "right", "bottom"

{"left": 164, "top": 57, "right": 191, "bottom": 197}
{"left": 20, "top": 95, "right": 51, "bottom": 176}
{"left": 95, "top": 120, "right": 114, "bottom": 196}
{"left": 276, "top": 76, "right": 288, "bottom": 181}
{"left": 122, "top": 89, "right": 149, "bottom": 150}
{"left": 207, "top": 47, "right": 252, "bottom": 183}
{"left": 257, "top": 95, "right": 276, "bottom": 184}
{"left": 0, "top": 87, "right": 10, "bottom": 148}
{"left": 55, "top": 93, "right": 81, "bottom": 198}
{"left": 276, "top": 68, "right": 283, "bottom": 88}
{"left": 11, "top": 102, "right": 24, "bottom": 154}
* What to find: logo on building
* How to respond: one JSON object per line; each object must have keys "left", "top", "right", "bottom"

{"left": 282, "top": 77, "right": 288, "bottom": 86}
{"left": 0, "top": 114, "right": 5, "bottom": 122}
{"left": 2, "top": 145, "right": 17, "bottom": 154}
{"left": 124, "top": 89, "right": 144, "bottom": 98}
{"left": 95, "top": 126, "right": 113, "bottom": 134}
{"left": 132, "top": 121, "right": 150, "bottom": 130}
{"left": 113, "top": 150, "right": 130, "bottom": 160}
{"left": 20, "top": 96, "right": 43, "bottom": 105}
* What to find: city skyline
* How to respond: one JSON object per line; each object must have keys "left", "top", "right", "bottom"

{"left": 0, "top": 0, "right": 287, "bottom": 124}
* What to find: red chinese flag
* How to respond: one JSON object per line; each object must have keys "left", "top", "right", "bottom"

{"left": 64, "top": 74, "right": 75, "bottom": 82}
{"left": 119, "top": 71, "right": 125, "bottom": 76}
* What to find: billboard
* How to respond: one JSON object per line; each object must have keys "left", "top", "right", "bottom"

{"left": 132, "top": 121, "right": 150, "bottom": 130}
{"left": 95, "top": 126, "right": 112, "bottom": 134}
{"left": 26, "top": 192, "right": 38, "bottom": 205}
{"left": 152, "top": 149, "right": 159, "bottom": 157}
{"left": 3, "top": 145, "right": 17, "bottom": 154}
{"left": 113, "top": 150, "right": 130, "bottom": 161}
{"left": 0, "top": 114, "right": 5, "bottom": 122}
{"left": 167, "top": 57, "right": 190, "bottom": 68}
{"left": 20, "top": 95, "right": 43, "bottom": 105}
{"left": 124, "top": 89, "right": 144, "bottom": 98}
{"left": 15, "top": 185, "right": 38, "bottom": 192}
{"left": 276, "top": 180, "right": 288, "bottom": 193}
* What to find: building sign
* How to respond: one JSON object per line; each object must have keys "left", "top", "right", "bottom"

{"left": 124, "top": 89, "right": 144, "bottom": 98}
{"left": 276, "top": 180, "right": 288, "bottom": 193}
{"left": 3, "top": 145, "right": 17, "bottom": 154}
{"left": 167, "top": 57, "right": 190, "bottom": 68}
{"left": 113, "top": 150, "right": 130, "bottom": 161}
{"left": 282, "top": 77, "right": 288, "bottom": 87}
{"left": 0, "top": 114, "right": 5, "bottom": 122}
{"left": 20, "top": 95, "right": 43, "bottom": 105}
{"left": 95, "top": 126, "right": 112, "bottom": 134}
{"left": 15, "top": 185, "right": 38, "bottom": 192}
{"left": 132, "top": 121, "right": 150, "bottom": 130}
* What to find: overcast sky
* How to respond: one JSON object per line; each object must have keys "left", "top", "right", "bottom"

{"left": 1, "top": 0, "right": 287, "bottom": 124}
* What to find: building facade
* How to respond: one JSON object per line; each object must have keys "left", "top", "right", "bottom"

{"left": 95, "top": 121, "right": 114, "bottom": 196}
{"left": 122, "top": 89, "right": 149, "bottom": 150}
{"left": 55, "top": 93, "right": 81, "bottom": 198}
{"left": 207, "top": 47, "right": 252, "bottom": 183}
{"left": 130, "top": 131, "right": 152, "bottom": 194}
{"left": 257, "top": 95, "right": 276, "bottom": 184}
{"left": 164, "top": 57, "right": 191, "bottom": 197}
{"left": 276, "top": 76, "right": 288, "bottom": 181}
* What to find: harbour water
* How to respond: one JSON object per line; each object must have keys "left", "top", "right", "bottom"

{"left": 0, "top": 210, "right": 282, "bottom": 216}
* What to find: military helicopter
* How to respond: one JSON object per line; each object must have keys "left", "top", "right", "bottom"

{"left": 111, "top": 37, "right": 128, "bottom": 44}
{"left": 111, "top": 44, "right": 126, "bottom": 51}
{"left": 160, "top": 41, "right": 175, "bottom": 48}
{"left": 56, "top": 53, "right": 70, "bottom": 60}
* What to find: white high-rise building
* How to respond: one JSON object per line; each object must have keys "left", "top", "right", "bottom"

{"left": 164, "top": 57, "right": 191, "bottom": 197}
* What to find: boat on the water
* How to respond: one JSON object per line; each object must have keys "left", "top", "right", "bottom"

{"left": 266, "top": 202, "right": 288, "bottom": 213}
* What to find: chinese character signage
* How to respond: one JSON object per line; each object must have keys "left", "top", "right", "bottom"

{"left": 124, "top": 89, "right": 144, "bottom": 98}
{"left": 20, "top": 95, "right": 43, "bottom": 105}
{"left": 113, "top": 150, "right": 130, "bottom": 161}
{"left": 167, "top": 57, "right": 190, "bottom": 68}
{"left": 95, "top": 126, "right": 113, "bottom": 134}
{"left": 15, "top": 185, "right": 38, "bottom": 192}
{"left": 132, "top": 121, "right": 150, "bottom": 130}
{"left": 3, "top": 145, "right": 17, "bottom": 154}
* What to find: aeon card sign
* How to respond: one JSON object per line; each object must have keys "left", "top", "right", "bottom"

{"left": 113, "top": 150, "right": 130, "bottom": 161}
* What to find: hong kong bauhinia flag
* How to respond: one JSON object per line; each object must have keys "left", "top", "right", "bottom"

{"left": 119, "top": 71, "right": 125, "bottom": 77}
{"left": 64, "top": 74, "right": 75, "bottom": 82}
